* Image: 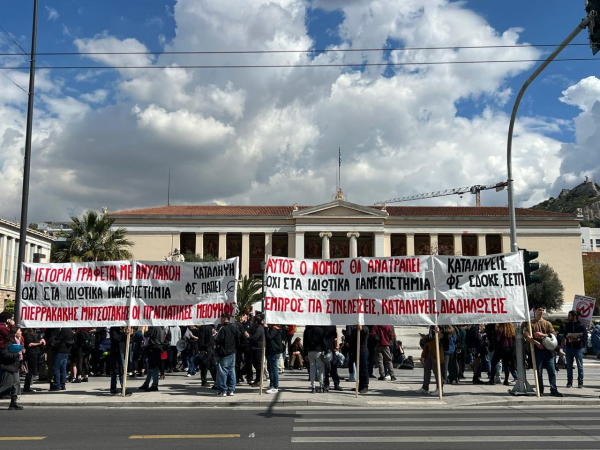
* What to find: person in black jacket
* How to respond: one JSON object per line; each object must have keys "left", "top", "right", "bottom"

{"left": 51, "top": 328, "right": 74, "bottom": 391}
{"left": 109, "top": 327, "right": 132, "bottom": 395}
{"left": 235, "top": 311, "right": 253, "bottom": 384}
{"left": 23, "top": 328, "right": 45, "bottom": 392}
{"left": 265, "top": 322, "right": 284, "bottom": 394}
{"left": 303, "top": 325, "right": 325, "bottom": 393}
{"left": 248, "top": 315, "right": 264, "bottom": 387}
{"left": 139, "top": 327, "right": 164, "bottom": 392}
{"left": 198, "top": 324, "right": 216, "bottom": 387}
{"left": 214, "top": 313, "right": 240, "bottom": 396}
{"left": 0, "top": 328, "right": 25, "bottom": 410}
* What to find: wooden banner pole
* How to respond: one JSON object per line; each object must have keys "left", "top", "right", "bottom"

{"left": 122, "top": 330, "right": 131, "bottom": 397}
{"left": 355, "top": 325, "right": 361, "bottom": 398}
{"left": 527, "top": 319, "right": 541, "bottom": 398}
{"left": 434, "top": 327, "right": 443, "bottom": 400}
{"left": 259, "top": 326, "right": 266, "bottom": 395}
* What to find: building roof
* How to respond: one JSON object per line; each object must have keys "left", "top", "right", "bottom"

{"left": 0, "top": 217, "right": 56, "bottom": 241}
{"left": 110, "top": 204, "right": 574, "bottom": 219}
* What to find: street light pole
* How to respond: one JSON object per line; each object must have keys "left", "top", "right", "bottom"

{"left": 506, "top": 14, "right": 592, "bottom": 396}
{"left": 14, "top": 0, "right": 39, "bottom": 324}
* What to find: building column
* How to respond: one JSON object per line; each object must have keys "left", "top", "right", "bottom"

{"left": 170, "top": 233, "right": 181, "bottom": 255}
{"left": 347, "top": 232, "right": 360, "bottom": 258}
{"left": 501, "top": 234, "right": 511, "bottom": 254}
{"left": 0, "top": 236, "right": 5, "bottom": 285}
{"left": 295, "top": 232, "right": 305, "bottom": 259}
{"left": 6, "top": 238, "right": 15, "bottom": 287}
{"left": 374, "top": 232, "right": 385, "bottom": 257}
{"left": 288, "top": 232, "right": 296, "bottom": 258}
{"left": 430, "top": 234, "right": 439, "bottom": 255}
{"left": 218, "top": 233, "right": 227, "bottom": 261}
{"left": 406, "top": 233, "right": 415, "bottom": 256}
{"left": 453, "top": 234, "right": 462, "bottom": 256}
{"left": 383, "top": 233, "right": 391, "bottom": 257}
{"left": 241, "top": 233, "right": 250, "bottom": 278}
{"left": 320, "top": 232, "right": 332, "bottom": 259}
{"left": 195, "top": 233, "right": 204, "bottom": 258}
{"left": 477, "top": 234, "right": 486, "bottom": 256}
{"left": 265, "top": 233, "right": 273, "bottom": 257}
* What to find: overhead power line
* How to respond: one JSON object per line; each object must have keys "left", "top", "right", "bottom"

{"left": 0, "top": 23, "right": 28, "bottom": 55}
{"left": 0, "top": 70, "right": 28, "bottom": 93}
{"left": 0, "top": 42, "right": 591, "bottom": 57}
{"left": 1, "top": 56, "right": 599, "bottom": 71}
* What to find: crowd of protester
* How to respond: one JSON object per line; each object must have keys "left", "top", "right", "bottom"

{"left": 0, "top": 307, "right": 596, "bottom": 410}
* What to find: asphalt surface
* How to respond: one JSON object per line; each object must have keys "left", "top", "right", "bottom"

{"left": 2, "top": 406, "right": 600, "bottom": 449}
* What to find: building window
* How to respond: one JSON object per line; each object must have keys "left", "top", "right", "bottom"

{"left": 203, "top": 234, "right": 219, "bottom": 259}
{"left": 438, "top": 235, "right": 454, "bottom": 255}
{"left": 415, "top": 234, "right": 431, "bottom": 255}
{"left": 391, "top": 235, "right": 407, "bottom": 256}
{"left": 180, "top": 233, "right": 196, "bottom": 256}
{"left": 249, "top": 234, "right": 265, "bottom": 276}
{"left": 272, "top": 234, "right": 288, "bottom": 257}
{"left": 462, "top": 235, "right": 477, "bottom": 256}
{"left": 486, "top": 235, "right": 502, "bottom": 255}
{"left": 29, "top": 244, "right": 34, "bottom": 263}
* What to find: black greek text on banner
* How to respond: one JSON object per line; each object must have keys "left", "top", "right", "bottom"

{"left": 19, "top": 258, "right": 239, "bottom": 328}
{"left": 264, "top": 253, "right": 527, "bottom": 326}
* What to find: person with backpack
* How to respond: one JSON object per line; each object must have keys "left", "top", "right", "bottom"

{"left": 489, "top": 323, "right": 515, "bottom": 386}
{"left": 235, "top": 311, "right": 253, "bottom": 384}
{"left": 265, "top": 321, "right": 284, "bottom": 394}
{"left": 303, "top": 325, "right": 325, "bottom": 393}
{"left": 322, "top": 325, "right": 341, "bottom": 392}
{"left": 184, "top": 326, "right": 199, "bottom": 377}
{"left": 50, "top": 328, "right": 75, "bottom": 391}
{"left": 371, "top": 325, "right": 396, "bottom": 381}
{"left": 198, "top": 324, "right": 217, "bottom": 387}
{"left": 214, "top": 313, "right": 240, "bottom": 397}
{"left": 466, "top": 324, "right": 486, "bottom": 385}
{"left": 248, "top": 315, "right": 264, "bottom": 387}
{"left": 0, "top": 327, "right": 25, "bottom": 410}
{"left": 75, "top": 328, "right": 95, "bottom": 383}
{"left": 139, "top": 326, "right": 165, "bottom": 392}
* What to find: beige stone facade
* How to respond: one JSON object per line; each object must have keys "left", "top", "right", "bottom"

{"left": 0, "top": 218, "right": 55, "bottom": 311}
{"left": 111, "top": 200, "right": 585, "bottom": 315}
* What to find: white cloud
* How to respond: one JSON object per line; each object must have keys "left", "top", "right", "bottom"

{"left": 80, "top": 89, "right": 109, "bottom": 104}
{"left": 0, "top": 0, "right": 596, "bottom": 221}
{"left": 45, "top": 6, "right": 59, "bottom": 21}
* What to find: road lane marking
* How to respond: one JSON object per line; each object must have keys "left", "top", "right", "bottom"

{"left": 295, "top": 417, "right": 600, "bottom": 423}
{"left": 295, "top": 408, "right": 599, "bottom": 415}
{"left": 130, "top": 434, "right": 240, "bottom": 439}
{"left": 293, "top": 425, "right": 600, "bottom": 432}
{"left": 291, "top": 436, "right": 600, "bottom": 443}
{"left": 0, "top": 437, "right": 46, "bottom": 441}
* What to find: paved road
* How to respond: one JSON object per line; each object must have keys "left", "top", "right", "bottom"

{"left": 2, "top": 406, "right": 600, "bottom": 449}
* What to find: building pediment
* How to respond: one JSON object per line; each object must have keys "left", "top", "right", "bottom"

{"left": 293, "top": 200, "right": 388, "bottom": 219}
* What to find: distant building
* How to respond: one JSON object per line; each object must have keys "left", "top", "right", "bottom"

{"left": 0, "top": 218, "right": 55, "bottom": 311}
{"left": 110, "top": 197, "right": 585, "bottom": 315}
{"left": 581, "top": 227, "right": 600, "bottom": 252}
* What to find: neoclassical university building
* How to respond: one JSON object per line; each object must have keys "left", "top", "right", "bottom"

{"left": 111, "top": 195, "right": 585, "bottom": 314}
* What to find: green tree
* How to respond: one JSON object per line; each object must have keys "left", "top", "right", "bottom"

{"left": 53, "top": 210, "right": 133, "bottom": 262}
{"left": 3, "top": 299, "right": 15, "bottom": 315}
{"left": 182, "top": 251, "right": 220, "bottom": 262}
{"left": 28, "top": 223, "right": 38, "bottom": 230}
{"left": 583, "top": 257, "right": 600, "bottom": 314}
{"left": 236, "top": 275, "right": 262, "bottom": 313}
{"left": 527, "top": 263, "right": 564, "bottom": 312}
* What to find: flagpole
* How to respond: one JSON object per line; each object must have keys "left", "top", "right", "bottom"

{"left": 338, "top": 147, "right": 341, "bottom": 193}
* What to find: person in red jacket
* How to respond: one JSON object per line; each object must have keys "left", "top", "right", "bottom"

{"left": 370, "top": 325, "right": 396, "bottom": 381}
{"left": 0, "top": 311, "right": 15, "bottom": 348}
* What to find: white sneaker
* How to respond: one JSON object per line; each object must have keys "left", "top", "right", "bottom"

{"left": 415, "top": 388, "right": 429, "bottom": 394}
{"left": 384, "top": 375, "right": 391, "bottom": 381}
{"left": 266, "top": 388, "right": 279, "bottom": 394}
{"left": 186, "top": 374, "right": 191, "bottom": 377}
{"left": 430, "top": 389, "right": 441, "bottom": 396}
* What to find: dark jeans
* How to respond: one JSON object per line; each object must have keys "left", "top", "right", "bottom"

{"left": 324, "top": 361, "right": 340, "bottom": 387}
{"left": 490, "top": 347, "right": 513, "bottom": 383}
{"left": 534, "top": 347, "right": 558, "bottom": 393}
{"left": 216, "top": 353, "right": 236, "bottom": 393}
{"left": 53, "top": 352, "right": 69, "bottom": 389}
{"left": 358, "top": 348, "right": 369, "bottom": 390}
{"left": 46, "top": 347, "right": 56, "bottom": 386}
{"left": 266, "top": 353, "right": 280, "bottom": 389}
{"left": 200, "top": 350, "right": 216, "bottom": 384}
{"left": 143, "top": 350, "right": 160, "bottom": 388}
{"left": 77, "top": 352, "right": 90, "bottom": 378}
{"left": 250, "top": 348, "right": 263, "bottom": 383}
{"left": 565, "top": 347, "right": 584, "bottom": 385}
{"left": 110, "top": 352, "right": 125, "bottom": 391}
{"left": 24, "top": 352, "right": 40, "bottom": 390}
{"left": 236, "top": 346, "right": 252, "bottom": 382}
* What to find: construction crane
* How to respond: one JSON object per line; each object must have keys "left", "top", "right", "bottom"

{"left": 375, "top": 181, "right": 508, "bottom": 207}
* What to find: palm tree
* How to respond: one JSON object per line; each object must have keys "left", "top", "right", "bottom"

{"left": 236, "top": 275, "right": 263, "bottom": 313}
{"left": 53, "top": 210, "right": 133, "bottom": 262}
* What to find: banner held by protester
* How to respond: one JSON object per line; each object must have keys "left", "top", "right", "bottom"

{"left": 19, "top": 258, "right": 239, "bottom": 327}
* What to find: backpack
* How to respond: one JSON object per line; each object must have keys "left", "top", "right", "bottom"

{"left": 82, "top": 332, "right": 96, "bottom": 352}
{"left": 591, "top": 325, "right": 600, "bottom": 355}
{"left": 454, "top": 327, "right": 464, "bottom": 350}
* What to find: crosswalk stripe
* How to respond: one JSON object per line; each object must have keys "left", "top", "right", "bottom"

{"left": 0, "top": 437, "right": 46, "bottom": 441}
{"left": 295, "top": 408, "right": 594, "bottom": 415}
{"left": 291, "top": 436, "right": 600, "bottom": 443}
{"left": 295, "top": 417, "right": 600, "bottom": 423}
{"left": 293, "top": 425, "right": 600, "bottom": 432}
{"left": 129, "top": 435, "right": 240, "bottom": 439}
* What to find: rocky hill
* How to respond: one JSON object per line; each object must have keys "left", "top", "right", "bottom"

{"left": 531, "top": 177, "right": 600, "bottom": 227}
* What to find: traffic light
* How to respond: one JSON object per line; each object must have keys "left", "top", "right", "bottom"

{"left": 523, "top": 249, "right": 541, "bottom": 286}
{"left": 586, "top": 0, "right": 600, "bottom": 55}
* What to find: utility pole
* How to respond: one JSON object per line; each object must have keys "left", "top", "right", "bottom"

{"left": 506, "top": 4, "right": 597, "bottom": 395}
{"left": 14, "top": 0, "right": 39, "bottom": 324}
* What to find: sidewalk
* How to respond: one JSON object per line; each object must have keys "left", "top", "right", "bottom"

{"left": 10, "top": 365, "right": 600, "bottom": 408}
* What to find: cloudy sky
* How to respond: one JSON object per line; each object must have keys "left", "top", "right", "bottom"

{"left": 1, "top": 0, "right": 599, "bottom": 222}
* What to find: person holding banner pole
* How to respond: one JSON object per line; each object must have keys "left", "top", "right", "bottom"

{"left": 354, "top": 325, "right": 369, "bottom": 395}
{"left": 525, "top": 307, "right": 561, "bottom": 397}
{"left": 416, "top": 327, "right": 444, "bottom": 397}
{"left": 114, "top": 327, "right": 132, "bottom": 397}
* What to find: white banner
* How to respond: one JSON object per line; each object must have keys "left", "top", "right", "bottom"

{"left": 264, "top": 253, "right": 527, "bottom": 325}
{"left": 572, "top": 294, "right": 596, "bottom": 327}
{"left": 19, "top": 258, "right": 238, "bottom": 327}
